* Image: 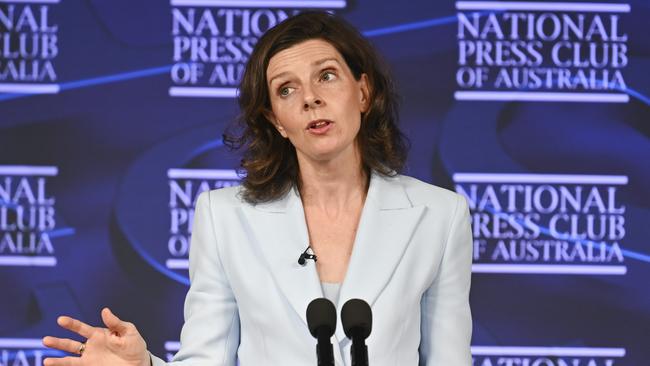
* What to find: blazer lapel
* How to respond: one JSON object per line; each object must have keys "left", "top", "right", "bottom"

{"left": 242, "top": 189, "right": 347, "bottom": 364}
{"left": 335, "top": 173, "right": 425, "bottom": 343}
{"left": 241, "top": 188, "right": 324, "bottom": 326}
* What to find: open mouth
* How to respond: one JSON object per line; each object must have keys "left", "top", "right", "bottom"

{"left": 307, "top": 120, "right": 332, "bottom": 130}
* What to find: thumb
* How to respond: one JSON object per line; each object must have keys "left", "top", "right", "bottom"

{"left": 101, "top": 307, "right": 129, "bottom": 334}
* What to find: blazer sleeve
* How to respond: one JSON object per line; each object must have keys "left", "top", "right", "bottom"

{"left": 419, "top": 194, "right": 473, "bottom": 365}
{"left": 151, "top": 190, "right": 240, "bottom": 366}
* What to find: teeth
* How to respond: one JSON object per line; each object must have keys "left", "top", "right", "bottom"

{"left": 311, "top": 120, "right": 328, "bottom": 128}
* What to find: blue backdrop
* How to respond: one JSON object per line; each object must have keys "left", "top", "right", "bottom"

{"left": 1, "top": 0, "right": 649, "bottom": 365}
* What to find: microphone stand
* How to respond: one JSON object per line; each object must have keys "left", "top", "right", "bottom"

{"left": 316, "top": 327, "right": 335, "bottom": 366}
{"left": 341, "top": 299, "right": 372, "bottom": 366}
{"left": 307, "top": 298, "right": 336, "bottom": 366}
{"left": 349, "top": 328, "right": 369, "bottom": 366}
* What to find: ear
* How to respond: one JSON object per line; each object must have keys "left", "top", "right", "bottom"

{"left": 358, "top": 73, "right": 370, "bottom": 113}
{"left": 264, "top": 109, "right": 288, "bottom": 138}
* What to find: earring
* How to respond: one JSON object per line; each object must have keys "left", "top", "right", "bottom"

{"left": 275, "top": 122, "right": 288, "bottom": 137}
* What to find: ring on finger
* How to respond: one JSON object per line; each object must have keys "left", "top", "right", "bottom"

{"left": 78, "top": 342, "right": 86, "bottom": 355}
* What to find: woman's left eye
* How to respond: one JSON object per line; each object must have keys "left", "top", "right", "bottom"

{"left": 321, "top": 71, "right": 337, "bottom": 82}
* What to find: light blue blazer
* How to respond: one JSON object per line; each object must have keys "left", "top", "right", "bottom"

{"left": 152, "top": 172, "right": 472, "bottom": 366}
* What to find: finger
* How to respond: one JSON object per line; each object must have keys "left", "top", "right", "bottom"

{"left": 57, "top": 316, "right": 95, "bottom": 339}
{"left": 101, "top": 307, "right": 130, "bottom": 334}
{"left": 42, "top": 336, "right": 84, "bottom": 354}
{"left": 43, "top": 356, "right": 81, "bottom": 366}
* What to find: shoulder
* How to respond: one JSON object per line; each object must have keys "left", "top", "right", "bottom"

{"left": 392, "top": 174, "right": 467, "bottom": 212}
{"left": 197, "top": 185, "right": 248, "bottom": 209}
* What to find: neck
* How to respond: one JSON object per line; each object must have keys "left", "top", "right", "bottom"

{"left": 297, "top": 146, "right": 369, "bottom": 211}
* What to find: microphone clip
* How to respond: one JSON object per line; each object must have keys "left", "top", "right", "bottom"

{"left": 298, "top": 245, "right": 317, "bottom": 266}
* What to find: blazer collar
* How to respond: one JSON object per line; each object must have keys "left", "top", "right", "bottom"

{"left": 242, "top": 171, "right": 425, "bottom": 349}
{"left": 251, "top": 170, "right": 414, "bottom": 213}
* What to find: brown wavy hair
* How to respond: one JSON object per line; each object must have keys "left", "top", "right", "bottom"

{"left": 224, "top": 11, "right": 408, "bottom": 204}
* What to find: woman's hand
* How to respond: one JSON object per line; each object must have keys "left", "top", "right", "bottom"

{"left": 42, "top": 307, "right": 150, "bottom": 366}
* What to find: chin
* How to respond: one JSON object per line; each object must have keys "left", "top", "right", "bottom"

{"left": 317, "top": 148, "right": 360, "bottom": 165}
{"left": 311, "top": 151, "right": 340, "bottom": 162}
{"left": 298, "top": 139, "right": 357, "bottom": 163}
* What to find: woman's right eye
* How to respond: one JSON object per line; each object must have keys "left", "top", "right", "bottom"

{"left": 279, "top": 86, "right": 294, "bottom": 97}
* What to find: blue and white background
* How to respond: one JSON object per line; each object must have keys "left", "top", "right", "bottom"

{"left": 1, "top": 0, "right": 649, "bottom": 365}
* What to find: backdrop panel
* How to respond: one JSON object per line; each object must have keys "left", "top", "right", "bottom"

{"left": 1, "top": 0, "right": 648, "bottom": 365}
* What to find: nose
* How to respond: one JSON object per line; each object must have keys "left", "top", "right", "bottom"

{"left": 303, "top": 98, "right": 323, "bottom": 110}
{"left": 303, "top": 86, "right": 324, "bottom": 110}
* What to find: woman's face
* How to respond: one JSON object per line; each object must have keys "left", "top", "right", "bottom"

{"left": 266, "top": 39, "right": 369, "bottom": 164}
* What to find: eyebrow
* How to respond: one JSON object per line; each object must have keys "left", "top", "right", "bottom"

{"left": 268, "top": 57, "right": 341, "bottom": 86}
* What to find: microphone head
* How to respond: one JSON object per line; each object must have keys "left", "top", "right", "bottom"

{"left": 306, "top": 298, "right": 337, "bottom": 338}
{"left": 341, "top": 298, "right": 372, "bottom": 339}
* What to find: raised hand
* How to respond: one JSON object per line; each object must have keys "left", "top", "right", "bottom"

{"left": 42, "top": 307, "right": 150, "bottom": 366}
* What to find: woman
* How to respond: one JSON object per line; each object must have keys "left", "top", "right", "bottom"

{"left": 42, "top": 11, "right": 472, "bottom": 366}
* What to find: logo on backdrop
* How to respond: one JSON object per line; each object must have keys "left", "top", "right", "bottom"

{"left": 166, "top": 168, "right": 240, "bottom": 271}
{"left": 0, "top": 338, "right": 57, "bottom": 365}
{"left": 454, "top": 173, "right": 628, "bottom": 275}
{"left": 168, "top": 0, "right": 347, "bottom": 98}
{"left": 112, "top": 125, "right": 243, "bottom": 285}
{"left": 472, "top": 346, "right": 626, "bottom": 366}
{"left": 0, "top": 166, "right": 58, "bottom": 267}
{"left": 0, "top": 0, "right": 60, "bottom": 94}
{"left": 454, "top": 1, "right": 630, "bottom": 103}
{"left": 164, "top": 341, "right": 180, "bottom": 362}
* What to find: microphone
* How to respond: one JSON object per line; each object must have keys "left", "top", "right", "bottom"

{"left": 298, "top": 245, "right": 317, "bottom": 266}
{"left": 341, "top": 299, "right": 372, "bottom": 366}
{"left": 306, "top": 298, "right": 337, "bottom": 366}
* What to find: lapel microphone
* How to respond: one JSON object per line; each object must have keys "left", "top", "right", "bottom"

{"left": 298, "top": 245, "right": 318, "bottom": 266}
